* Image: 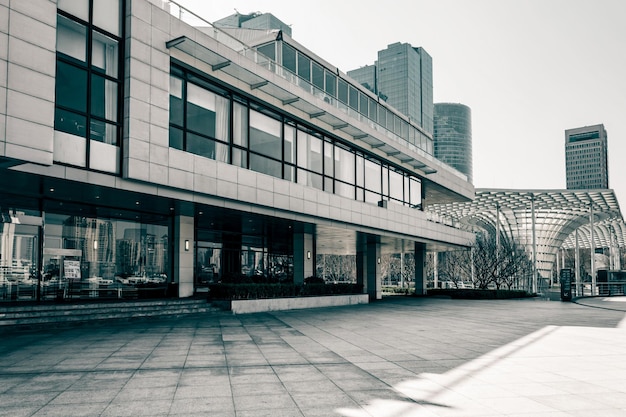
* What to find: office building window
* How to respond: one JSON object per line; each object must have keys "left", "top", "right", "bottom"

{"left": 168, "top": 64, "right": 422, "bottom": 209}
{"left": 54, "top": 0, "right": 123, "bottom": 173}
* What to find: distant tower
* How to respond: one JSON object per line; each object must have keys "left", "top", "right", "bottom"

{"left": 433, "top": 103, "right": 473, "bottom": 183}
{"left": 348, "top": 42, "right": 433, "bottom": 135}
{"left": 565, "top": 124, "right": 608, "bottom": 189}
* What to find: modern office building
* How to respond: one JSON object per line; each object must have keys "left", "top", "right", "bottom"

{"left": 565, "top": 124, "right": 609, "bottom": 190}
{"left": 0, "top": 0, "right": 474, "bottom": 304}
{"left": 348, "top": 42, "right": 434, "bottom": 135}
{"left": 433, "top": 103, "right": 473, "bottom": 183}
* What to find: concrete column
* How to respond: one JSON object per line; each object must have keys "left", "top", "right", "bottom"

{"left": 414, "top": 242, "right": 426, "bottom": 295}
{"left": 174, "top": 215, "right": 194, "bottom": 298}
{"left": 293, "top": 231, "right": 314, "bottom": 284}
{"left": 357, "top": 233, "right": 381, "bottom": 301}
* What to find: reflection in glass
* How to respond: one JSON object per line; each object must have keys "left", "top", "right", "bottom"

{"left": 250, "top": 110, "right": 282, "bottom": 160}
{"left": 297, "top": 130, "right": 322, "bottom": 173}
{"left": 57, "top": 15, "right": 87, "bottom": 62}
{"left": 92, "top": 31, "right": 118, "bottom": 77}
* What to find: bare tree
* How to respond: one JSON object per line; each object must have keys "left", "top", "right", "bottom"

{"left": 316, "top": 254, "right": 356, "bottom": 282}
{"left": 437, "top": 250, "right": 471, "bottom": 288}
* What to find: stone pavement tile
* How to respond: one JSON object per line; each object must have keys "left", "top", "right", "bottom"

{"left": 68, "top": 371, "right": 133, "bottom": 391}
{"left": 233, "top": 392, "right": 298, "bottom": 412}
{"left": 100, "top": 399, "right": 172, "bottom": 416}
{"left": 48, "top": 388, "right": 119, "bottom": 405}
{"left": 113, "top": 386, "right": 176, "bottom": 401}
{"left": 529, "top": 393, "right": 612, "bottom": 412}
{"left": 291, "top": 391, "right": 360, "bottom": 412}
{"left": 332, "top": 377, "right": 391, "bottom": 392}
{"left": 229, "top": 366, "right": 281, "bottom": 384}
{"left": 236, "top": 407, "right": 305, "bottom": 417}
{"left": 272, "top": 364, "right": 328, "bottom": 381}
{"left": 0, "top": 405, "right": 40, "bottom": 417}
{"left": 231, "top": 381, "right": 288, "bottom": 397}
{"left": 281, "top": 378, "right": 339, "bottom": 394}
{"left": 178, "top": 368, "right": 230, "bottom": 385}
{"left": 0, "top": 376, "right": 28, "bottom": 394}
{"left": 168, "top": 395, "right": 235, "bottom": 414}
{"left": 31, "top": 402, "right": 110, "bottom": 417}
{"left": 9, "top": 373, "right": 82, "bottom": 393}
{"left": 0, "top": 391, "right": 59, "bottom": 408}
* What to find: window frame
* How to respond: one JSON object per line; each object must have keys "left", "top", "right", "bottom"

{"left": 54, "top": 2, "right": 125, "bottom": 173}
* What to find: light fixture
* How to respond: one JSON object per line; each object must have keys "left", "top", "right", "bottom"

{"left": 307, "top": 251, "right": 311, "bottom": 259}
{"left": 93, "top": 240, "right": 98, "bottom": 250}
{"left": 184, "top": 240, "right": 190, "bottom": 251}
{"left": 377, "top": 257, "right": 381, "bottom": 264}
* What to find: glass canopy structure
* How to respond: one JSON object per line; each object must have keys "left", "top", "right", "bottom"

{"left": 427, "top": 189, "right": 626, "bottom": 293}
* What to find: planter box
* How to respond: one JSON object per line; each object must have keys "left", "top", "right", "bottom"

{"left": 213, "top": 294, "right": 369, "bottom": 314}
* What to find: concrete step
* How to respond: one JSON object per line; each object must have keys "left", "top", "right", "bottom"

{"left": 0, "top": 298, "right": 219, "bottom": 330}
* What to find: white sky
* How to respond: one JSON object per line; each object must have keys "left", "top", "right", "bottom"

{"left": 176, "top": 0, "right": 626, "bottom": 208}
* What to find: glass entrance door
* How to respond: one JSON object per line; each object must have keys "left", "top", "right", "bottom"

{"left": 1, "top": 212, "right": 41, "bottom": 302}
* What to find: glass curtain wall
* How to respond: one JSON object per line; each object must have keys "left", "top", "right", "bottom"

{"left": 169, "top": 64, "right": 423, "bottom": 209}
{"left": 195, "top": 218, "right": 294, "bottom": 288}
{"left": 42, "top": 212, "right": 169, "bottom": 301}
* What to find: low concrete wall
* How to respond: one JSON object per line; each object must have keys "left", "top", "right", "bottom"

{"left": 225, "top": 294, "right": 369, "bottom": 314}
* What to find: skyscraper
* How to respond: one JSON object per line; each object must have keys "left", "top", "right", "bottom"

{"left": 433, "top": 103, "right": 473, "bottom": 183}
{"left": 348, "top": 42, "right": 433, "bottom": 135}
{"left": 565, "top": 124, "right": 609, "bottom": 190}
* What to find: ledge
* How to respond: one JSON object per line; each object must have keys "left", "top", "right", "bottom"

{"left": 212, "top": 294, "right": 369, "bottom": 314}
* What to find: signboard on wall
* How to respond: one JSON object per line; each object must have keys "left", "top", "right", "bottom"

{"left": 64, "top": 259, "right": 81, "bottom": 279}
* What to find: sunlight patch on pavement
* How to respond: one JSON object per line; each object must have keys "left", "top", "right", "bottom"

{"left": 336, "top": 324, "right": 626, "bottom": 416}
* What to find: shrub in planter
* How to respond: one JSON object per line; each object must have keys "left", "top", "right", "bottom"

{"left": 427, "top": 289, "right": 533, "bottom": 299}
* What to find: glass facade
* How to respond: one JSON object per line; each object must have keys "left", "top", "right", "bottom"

{"left": 433, "top": 103, "right": 473, "bottom": 183}
{"left": 256, "top": 41, "right": 434, "bottom": 155}
{"left": 54, "top": 0, "right": 124, "bottom": 173}
{"left": 195, "top": 216, "right": 294, "bottom": 288}
{"left": 0, "top": 201, "right": 170, "bottom": 303}
{"left": 169, "top": 65, "right": 423, "bottom": 209}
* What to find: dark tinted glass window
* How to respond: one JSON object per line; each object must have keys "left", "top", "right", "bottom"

{"left": 56, "top": 61, "right": 87, "bottom": 112}
{"left": 282, "top": 43, "right": 296, "bottom": 74}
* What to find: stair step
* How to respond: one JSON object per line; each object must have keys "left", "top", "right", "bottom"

{"left": 0, "top": 298, "right": 218, "bottom": 330}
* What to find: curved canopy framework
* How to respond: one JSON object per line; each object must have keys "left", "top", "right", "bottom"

{"left": 427, "top": 189, "right": 625, "bottom": 279}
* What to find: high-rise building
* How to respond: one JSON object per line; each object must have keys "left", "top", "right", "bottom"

{"left": 433, "top": 103, "right": 473, "bottom": 183}
{"left": 565, "top": 124, "right": 609, "bottom": 189}
{"left": 348, "top": 42, "right": 433, "bottom": 135}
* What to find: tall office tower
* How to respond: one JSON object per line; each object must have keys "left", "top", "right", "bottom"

{"left": 347, "top": 64, "right": 377, "bottom": 95}
{"left": 347, "top": 42, "right": 434, "bottom": 134}
{"left": 565, "top": 124, "right": 609, "bottom": 189}
{"left": 213, "top": 12, "right": 292, "bottom": 36}
{"left": 433, "top": 103, "right": 473, "bottom": 183}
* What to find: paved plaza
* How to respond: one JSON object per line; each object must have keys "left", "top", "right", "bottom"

{"left": 1, "top": 296, "right": 626, "bottom": 416}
